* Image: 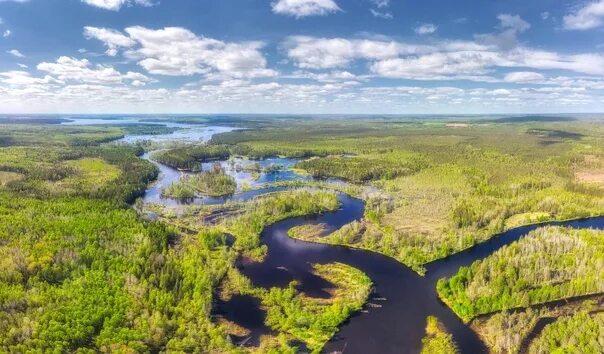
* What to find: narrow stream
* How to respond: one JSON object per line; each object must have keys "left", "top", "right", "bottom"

{"left": 66, "top": 118, "right": 604, "bottom": 353}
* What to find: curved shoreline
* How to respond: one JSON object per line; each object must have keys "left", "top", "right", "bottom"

{"left": 129, "top": 123, "right": 604, "bottom": 354}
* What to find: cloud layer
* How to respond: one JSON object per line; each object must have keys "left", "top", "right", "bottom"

{"left": 271, "top": 0, "right": 340, "bottom": 18}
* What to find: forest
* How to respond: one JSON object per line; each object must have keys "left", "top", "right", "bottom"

{"left": 210, "top": 119, "right": 604, "bottom": 273}
{"left": 2, "top": 115, "right": 604, "bottom": 353}
{"left": 0, "top": 122, "right": 369, "bottom": 353}
{"left": 437, "top": 227, "right": 604, "bottom": 322}
{"left": 162, "top": 163, "right": 237, "bottom": 199}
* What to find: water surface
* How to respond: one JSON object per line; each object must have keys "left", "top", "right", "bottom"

{"left": 69, "top": 117, "right": 604, "bottom": 353}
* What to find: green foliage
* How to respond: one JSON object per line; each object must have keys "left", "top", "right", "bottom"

{"left": 227, "top": 190, "right": 339, "bottom": 254}
{"left": 262, "top": 263, "right": 371, "bottom": 352}
{"left": 152, "top": 144, "right": 230, "bottom": 170}
{"left": 212, "top": 119, "right": 604, "bottom": 270}
{"left": 163, "top": 163, "right": 237, "bottom": 199}
{"left": 0, "top": 192, "right": 175, "bottom": 352}
{"left": 420, "top": 316, "right": 459, "bottom": 354}
{"left": 438, "top": 227, "right": 604, "bottom": 321}
{"left": 0, "top": 124, "right": 124, "bottom": 147}
{"left": 296, "top": 153, "right": 426, "bottom": 182}
{"left": 528, "top": 312, "right": 604, "bottom": 354}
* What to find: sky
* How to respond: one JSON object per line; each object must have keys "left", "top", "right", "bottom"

{"left": 0, "top": 0, "right": 604, "bottom": 114}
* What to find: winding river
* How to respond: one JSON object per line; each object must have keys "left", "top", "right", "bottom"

{"left": 67, "top": 118, "right": 604, "bottom": 353}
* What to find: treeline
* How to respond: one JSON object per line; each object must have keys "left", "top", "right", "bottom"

{"left": 420, "top": 316, "right": 459, "bottom": 354}
{"left": 528, "top": 312, "right": 603, "bottom": 354}
{"left": 2, "top": 145, "right": 157, "bottom": 204}
{"left": 151, "top": 145, "right": 230, "bottom": 170}
{"left": 296, "top": 154, "right": 427, "bottom": 182}
{"left": 262, "top": 263, "right": 371, "bottom": 352}
{"left": 162, "top": 163, "right": 237, "bottom": 199}
{"left": 437, "top": 227, "right": 604, "bottom": 322}
{"left": 226, "top": 190, "right": 339, "bottom": 257}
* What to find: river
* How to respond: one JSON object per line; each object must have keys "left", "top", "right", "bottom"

{"left": 65, "top": 117, "right": 604, "bottom": 353}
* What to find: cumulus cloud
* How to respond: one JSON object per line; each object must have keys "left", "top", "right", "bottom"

{"left": 415, "top": 23, "right": 437, "bottom": 35}
{"left": 497, "top": 14, "right": 531, "bottom": 32}
{"left": 564, "top": 0, "right": 604, "bottom": 30}
{"left": 271, "top": 0, "right": 340, "bottom": 18}
{"left": 474, "top": 14, "right": 530, "bottom": 50}
{"left": 36, "top": 56, "right": 153, "bottom": 85}
{"left": 81, "top": 0, "right": 155, "bottom": 11}
{"left": 84, "top": 26, "right": 277, "bottom": 78}
{"left": 7, "top": 49, "right": 24, "bottom": 58}
{"left": 3, "top": 30, "right": 11, "bottom": 38}
{"left": 83, "top": 26, "right": 135, "bottom": 56}
{"left": 0, "top": 71, "right": 59, "bottom": 86}
{"left": 285, "top": 18, "right": 604, "bottom": 82}
{"left": 286, "top": 36, "right": 431, "bottom": 69}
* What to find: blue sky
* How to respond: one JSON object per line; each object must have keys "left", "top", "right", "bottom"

{"left": 0, "top": 0, "right": 604, "bottom": 114}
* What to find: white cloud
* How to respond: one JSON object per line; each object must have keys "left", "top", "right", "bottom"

{"left": 541, "top": 11, "right": 550, "bottom": 20}
{"left": 17, "top": 63, "right": 27, "bottom": 68}
{"left": 289, "top": 70, "right": 361, "bottom": 82}
{"left": 81, "top": 0, "right": 155, "bottom": 11}
{"left": 504, "top": 71, "right": 545, "bottom": 83}
{"left": 564, "top": 0, "right": 604, "bottom": 30}
{"left": 7, "top": 49, "right": 24, "bottom": 58}
{"left": 120, "top": 26, "right": 277, "bottom": 78}
{"left": 370, "top": 9, "right": 392, "bottom": 19}
{"left": 370, "top": 0, "right": 389, "bottom": 8}
{"left": 83, "top": 26, "right": 277, "bottom": 78}
{"left": 37, "top": 56, "right": 153, "bottom": 85}
{"left": 497, "top": 14, "right": 531, "bottom": 32}
{"left": 83, "top": 26, "right": 136, "bottom": 56}
{"left": 271, "top": 0, "right": 340, "bottom": 18}
{"left": 415, "top": 24, "right": 437, "bottom": 35}
{"left": 2, "top": 30, "right": 10, "bottom": 38}
{"left": 286, "top": 36, "right": 431, "bottom": 69}
{"left": 286, "top": 25, "right": 604, "bottom": 82}
{"left": 473, "top": 14, "right": 530, "bottom": 51}
{"left": 370, "top": 52, "right": 498, "bottom": 79}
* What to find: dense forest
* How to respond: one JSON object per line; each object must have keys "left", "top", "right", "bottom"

{"left": 437, "top": 227, "right": 604, "bottom": 321}
{"left": 528, "top": 312, "right": 604, "bottom": 354}
{"left": 162, "top": 163, "right": 237, "bottom": 199}
{"left": 420, "top": 316, "right": 459, "bottom": 354}
{"left": 212, "top": 121, "right": 604, "bottom": 272}
{"left": 152, "top": 144, "right": 230, "bottom": 171}
{"left": 0, "top": 123, "right": 370, "bottom": 352}
{"left": 3, "top": 117, "right": 604, "bottom": 353}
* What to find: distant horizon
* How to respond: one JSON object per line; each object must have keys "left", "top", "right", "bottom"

{"left": 1, "top": 112, "right": 604, "bottom": 117}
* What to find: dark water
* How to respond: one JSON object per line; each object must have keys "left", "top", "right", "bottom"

{"left": 127, "top": 121, "right": 604, "bottom": 353}
{"left": 235, "top": 194, "right": 604, "bottom": 354}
